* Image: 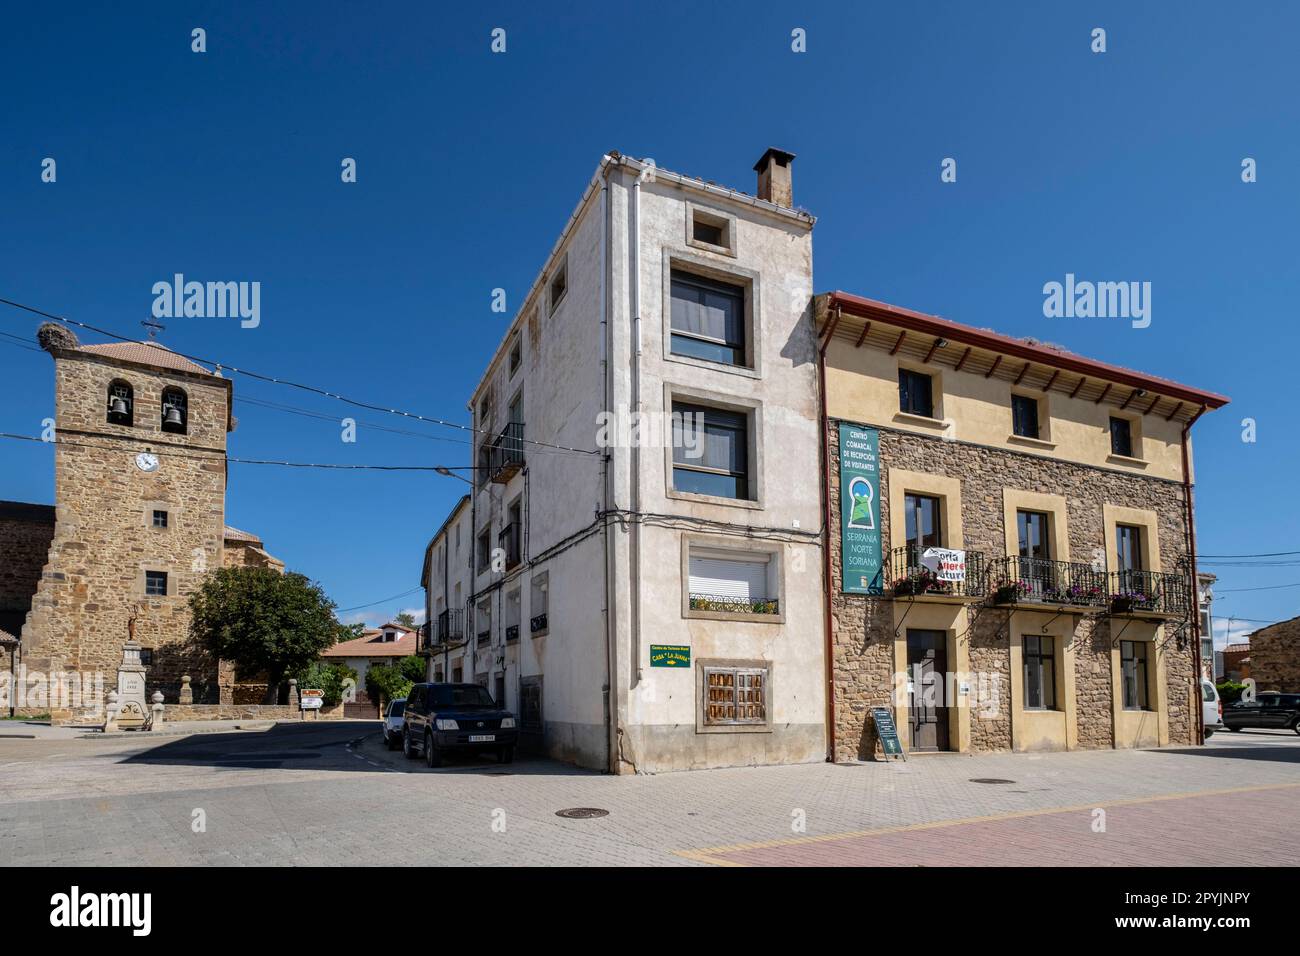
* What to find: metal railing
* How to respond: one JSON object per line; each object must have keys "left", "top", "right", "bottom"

{"left": 688, "top": 593, "right": 780, "bottom": 615}
{"left": 529, "top": 612, "right": 548, "bottom": 634}
{"left": 888, "top": 547, "right": 990, "bottom": 599}
{"left": 992, "top": 556, "right": 1108, "bottom": 609}
{"left": 436, "top": 608, "right": 464, "bottom": 644}
{"left": 489, "top": 422, "right": 525, "bottom": 481}
{"left": 498, "top": 523, "right": 521, "bottom": 569}
{"left": 505, "top": 624, "right": 520, "bottom": 643}
{"left": 1109, "top": 569, "right": 1193, "bottom": 617}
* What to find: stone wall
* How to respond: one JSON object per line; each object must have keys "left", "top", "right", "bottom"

{"left": 828, "top": 419, "right": 1198, "bottom": 761}
{"left": 0, "top": 502, "right": 55, "bottom": 667}
{"left": 162, "top": 701, "right": 348, "bottom": 721}
{"left": 21, "top": 348, "right": 232, "bottom": 711}
{"left": 1248, "top": 617, "right": 1300, "bottom": 692}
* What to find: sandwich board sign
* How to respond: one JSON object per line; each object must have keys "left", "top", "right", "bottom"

{"left": 871, "top": 707, "right": 906, "bottom": 761}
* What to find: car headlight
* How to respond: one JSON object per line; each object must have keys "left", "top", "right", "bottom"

{"left": 435, "top": 718, "right": 459, "bottom": 731}
{"left": 500, "top": 717, "right": 516, "bottom": 729}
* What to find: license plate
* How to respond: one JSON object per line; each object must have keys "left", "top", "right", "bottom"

{"left": 468, "top": 734, "right": 495, "bottom": 743}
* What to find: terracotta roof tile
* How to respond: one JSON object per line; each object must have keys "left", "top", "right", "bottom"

{"left": 322, "top": 630, "right": 418, "bottom": 658}
{"left": 77, "top": 341, "right": 215, "bottom": 377}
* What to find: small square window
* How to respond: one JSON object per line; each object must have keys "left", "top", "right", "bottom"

{"left": 1011, "top": 394, "right": 1039, "bottom": 439}
{"left": 145, "top": 571, "right": 168, "bottom": 597}
{"left": 1110, "top": 417, "right": 1133, "bottom": 457}
{"left": 898, "top": 369, "right": 935, "bottom": 418}
{"left": 152, "top": 509, "right": 169, "bottom": 529}
{"left": 549, "top": 262, "right": 567, "bottom": 314}
{"left": 693, "top": 218, "right": 724, "bottom": 246}
{"left": 703, "top": 665, "right": 768, "bottom": 726}
{"left": 509, "top": 337, "right": 522, "bottom": 375}
{"left": 687, "top": 206, "right": 735, "bottom": 255}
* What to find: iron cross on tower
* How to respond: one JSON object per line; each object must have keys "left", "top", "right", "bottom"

{"left": 141, "top": 318, "right": 166, "bottom": 340}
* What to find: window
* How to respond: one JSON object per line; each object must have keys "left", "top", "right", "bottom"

{"left": 669, "top": 270, "right": 746, "bottom": 366}
{"left": 1110, "top": 417, "right": 1133, "bottom": 457}
{"left": 145, "top": 571, "right": 168, "bottom": 597}
{"left": 501, "top": 499, "right": 522, "bottom": 568}
{"left": 152, "top": 509, "right": 169, "bottom": 529}
{"left": 476, "top": 599, "right": 492, "bottom": 643}
{"left": 1120, "top": 640, "right": 1149, "bottom": 710}
{"left": 1116, "top": 525, "right": 1143, "bottom": 572}
{"left": 1023, "top": 635, "right": 1056, "bottom": 710}
{"left": 1017, "top": 511, "right": 1050, "bottom": 560}
{"left": 509, "top": 337, "right": 522, "bottom": 376}
{"left": 505, "top": 588, "right": 521, "bottom": 643}
{"left": 452, "top": 666, "right": 463, "bottom": 683}
{"left": 107, "top": 380, "right": 134, "bottom": 426}
{"left": 672, "top": 402, "right": 750, "bottom": 500}
{"left": 703, "top": 665, "right": 768, "bottom": 726}
{"left": 530, "top": 571, "right": 549, "bottom": 635}
{"left": 693, "top": 218, "right": 724, "bottom": 246}
{"left": 161, "top": 387, "right": 188, "bottom": 434}
{"left": 903, "top": 493, "right": 942, "bottom": 561}
{"left": 898, "top": 369, "right": 934, "bottom": 418}
{"left": 687, "top": 549, "right": 777, "bottom": 615}
{"left": 549, "top": 260, "right": 567, "bottom": 313}
{"left": 1011, "top": 394, "right": 1039, "bottom": 439}
{"left": 476, "top": 528, "right": 492, "bottom": 573}
{"left": 519, "top": 677, "right": 542, "bottom": 732}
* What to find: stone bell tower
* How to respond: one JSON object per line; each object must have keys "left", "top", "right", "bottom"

{"left": 20, "top": 323, "right": 233, "bottom": 713}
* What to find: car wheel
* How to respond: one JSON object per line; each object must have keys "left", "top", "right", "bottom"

{"left": 425, "top": 732, "right": 442, "bottom": 768}
{"left": 403, "top": 729, "right": 418, "bottom": 759}
{"left": 498, "top": 745, "right": 514, "bottom": 764}
{"left": 1203, "top": 729, "right": 1214, "bottom": 740}
{"left": 1293, "top": 720, "right": 1300, "bottom": 737}
{"left": 1227, "top": 725, "right": 1243, "bottom": 732}
{"left": 386, "top": 732, "right": 399, "bottom": 750}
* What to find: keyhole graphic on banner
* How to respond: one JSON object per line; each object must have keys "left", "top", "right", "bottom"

{"left": 848, "top": 476, "right": 876, "bottom": 529}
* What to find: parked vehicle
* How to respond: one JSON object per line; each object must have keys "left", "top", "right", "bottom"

{"left": 1223, "top": 692, "right": 1300, "bottom": 735}
{"left": 381, "top": 697, "right": 407, "bottom": 749}
{"left": 402, "top": 682, "right": 518, "bottom": 768}
{"left": 1201, "top": 680, "right": 1222, "bottom": 740}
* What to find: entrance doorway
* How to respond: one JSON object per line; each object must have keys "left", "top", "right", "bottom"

{"left": 907, "top": 629, "right": 950, "bottom": 752}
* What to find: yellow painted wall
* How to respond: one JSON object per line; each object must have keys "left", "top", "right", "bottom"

{"left": 825, "top": 337, "right": 1188, "bottom": 482}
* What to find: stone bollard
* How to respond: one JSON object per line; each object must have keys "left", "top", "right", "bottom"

{"left": 178, "top": 675, "right": 193, "bottom": 705}
{"left": 287, "top": 678, "right": 298, "bottom": 714}
{"left": 151, "top": 691, "right": 165, "bottom": 729}
{"left": 103, "top": 690, "right": 120, "bottom": 733}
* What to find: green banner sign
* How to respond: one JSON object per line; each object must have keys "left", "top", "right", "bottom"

{"left": 650, "top": 645, "right": 691, "bottom": 668}
{"left": 839, "top": 423, "right": 883, "bottom": 594}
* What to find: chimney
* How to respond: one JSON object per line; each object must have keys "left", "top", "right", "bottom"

{"left": 754, "top": 147, "right": 796, "bottom": 207}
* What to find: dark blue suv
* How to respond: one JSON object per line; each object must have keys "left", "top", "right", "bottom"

{"left": 402, "top": 682, "right": 518, "bottom": 767}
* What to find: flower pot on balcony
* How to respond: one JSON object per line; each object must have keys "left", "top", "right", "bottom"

{"left": 1110, "top": 596, "right": 1139, "bottom": 614}
{"left": 994, "top": 584, "right": 1021, "bottom": 604}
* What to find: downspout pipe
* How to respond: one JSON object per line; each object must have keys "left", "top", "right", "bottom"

{"left": 817, "top": 304, "right": 843, "bottom": 762}
{"left": 628, "top": 161, "right": 650, "bottom": 698}
{"left": 597, "top": 158, "right": 618, "bottom": 774}
{"left": 1180, "top": 404, "right": 1208, "bottom": 744}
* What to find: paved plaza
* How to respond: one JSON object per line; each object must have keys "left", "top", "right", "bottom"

{"left": 1, "top": 720, "right": 1297, "bottom": 866}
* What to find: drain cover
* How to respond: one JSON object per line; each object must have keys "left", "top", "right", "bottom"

{"left": 556, "top": 807, "right": 609, "bottom": 819}
{"left": 970, "top": 778, "right": 1016, "bottom": 784}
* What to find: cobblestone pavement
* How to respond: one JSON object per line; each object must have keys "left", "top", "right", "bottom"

{"left": 1, "top": 721, "right": 1297, "bottom": 866}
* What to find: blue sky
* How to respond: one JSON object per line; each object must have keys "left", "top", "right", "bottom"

{"left": 1, "top": 1, "right": 1295, "bottom": 641}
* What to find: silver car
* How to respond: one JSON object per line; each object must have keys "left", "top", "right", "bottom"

{"left": 382, "top": 697, "right": 407, "bottom": 749}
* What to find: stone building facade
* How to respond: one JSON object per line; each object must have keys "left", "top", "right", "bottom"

{"left": 1247, "top": 615, "right": 1300, "bottom": 692}
{"left": 0, "top": 501, "right": 55, "bottom": 642}
{"left": 818, "top": 291, "right": 1229, "bottom": 760}
{"left": 3, "top": 326, "right": 278, "bottom": 718}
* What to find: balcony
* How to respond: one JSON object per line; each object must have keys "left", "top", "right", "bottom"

{"left": 505, "top": 624, "right": 520, "bottom": 643}
{"left": 1108, "top": 569, "right": 1193, "bottom": 619}
{"left": 530, "top": 612, "right": 548, "bottom": 635}
{"left": 498, "top": 523, "right": 521, "bottom": 570}
{"left": 888, "top": 547, "right": 990, "bottom": 601}
{"left": 476, "top": 628, "right": 491, "bottom": 647}
{"left": 437, "top": 608, "right": 465, "bottom": 644}
{"left": 688, "top": 592, "right": 780, "bottom": 616}
{"left": 415, "top": 622, "right": 433, "bottom": 655}
{"left": 992, "top": 556, "right": 1108, "bottom": 611}
{"left": 489, "top": 422, "right": 525, "bottom": 484}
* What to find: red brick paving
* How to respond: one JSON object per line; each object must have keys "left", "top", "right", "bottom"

{"left": 700, "top": 786, "right": 1300, "bottom": 866}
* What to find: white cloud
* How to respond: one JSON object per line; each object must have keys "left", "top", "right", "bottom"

{"left": 1212, "top": 617, "right": 1254, "bottom": 648}
{"left": 399, "top": 607, "right": 427, "bottom": 625}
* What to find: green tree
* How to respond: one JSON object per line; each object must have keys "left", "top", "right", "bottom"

{"left": 292, "top": 660, "right": 358, "bottom": 706}
{"left": 365, "top": 655, "right": 426, "bottom": 709}
{"left": 337, "top": 622, "right": 367, "bottom": 642}
{"left": 394, "top": 611, "right": 418, "bottom": 629}
{"left": 190, "top": 566, "right": 340, "bottom": 704}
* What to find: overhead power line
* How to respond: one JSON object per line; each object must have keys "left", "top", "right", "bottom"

{"left": 0, "top": 296, "right": 599, "bottom": 458}
{"left": 0, "top": 431, "right": 449, "bottom": 472}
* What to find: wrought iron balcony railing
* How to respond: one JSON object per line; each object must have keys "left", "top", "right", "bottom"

{"left": 489, "top": 422, "right": 525, "bottom": 483}
{"left": 688, "top": 592, "right": 780, "bottom": 615}
{"left": 992, "top": 556, "right": 1108, "bottom": 609}
{"left": 1109, "top": 569, "right": 1193, "bottom": 617}
{"left": 498, "top": 523, "right": 521, "bottom": 569}
{"left": 888, "top": 547, "right": 990, "bottom": 599}
{"left": 505, "top": 624, "right": 520, "bottom": 643}
{"left": 529, "top": 612, "right": 548, "bottom": 634}
{"left": 437, "top": 608, "right": 464, "bottom": 644}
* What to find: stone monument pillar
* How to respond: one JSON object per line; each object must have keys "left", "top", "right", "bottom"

{"left": 112, "top": 640, "right": 150, "bottom": 730}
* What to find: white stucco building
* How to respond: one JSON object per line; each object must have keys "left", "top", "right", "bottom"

{"left": 422, "top": 149, "right": 826, "bottom": 773}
